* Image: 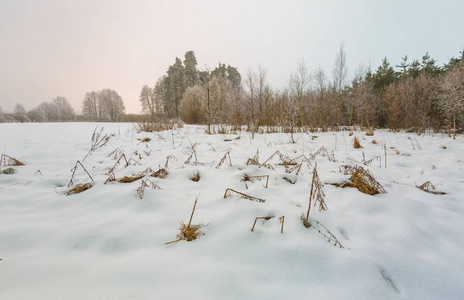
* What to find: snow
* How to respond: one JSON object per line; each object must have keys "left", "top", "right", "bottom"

{"left": 1, "top": 122, "right": 463, "bottom": 299}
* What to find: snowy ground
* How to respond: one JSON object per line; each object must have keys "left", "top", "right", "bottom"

{"left": 0, "top": 123, "right": 463, "bottom": 300}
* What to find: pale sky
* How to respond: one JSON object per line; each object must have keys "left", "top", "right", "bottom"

{"left": 1, "top": 0, "right": 463, "bottom": 114}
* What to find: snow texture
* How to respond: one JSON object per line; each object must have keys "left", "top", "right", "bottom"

{"left": 1, "top": 123, "right": 463, "bottom": 299}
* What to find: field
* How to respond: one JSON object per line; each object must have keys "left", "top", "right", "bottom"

{"left": 1, "top": 123, "right": 463, "bottom": 299}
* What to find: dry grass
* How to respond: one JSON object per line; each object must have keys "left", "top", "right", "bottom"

{"left": 224, "top": 188, "right": 265, "bottom": 203}
{"left": 417, "top": 181, "right": 446, "bottom": 195}
{"left": 353, "top": 136, "right": 362, "bottom": 149}
{"left": 118, "top": 174, "right": 144, "bottom": 183}
{"left": 136, "top": 120, "right": 184, "bottom": 133}
{"left": 166, "top": 196, "right": 203, "bottom": 244}
{"left": 151, "top": 168, "right": 168, "bottom": 179}
{"left": 365, "top": 129, "right": 375, "bottom": 136}
{"left": 348, "top": 131, "right": 354, "bottom": 136}
{"left": 139, "top": 137, "right": 151, "bottom": 142}
{"left": 66, "top": 183, "right": 92, "bottom": 195}
{"left": 0, "top": 154, "right": 24, "bottom": 166}
{"left": 251, "top": 215, "right": 274, "bottom": 232}
{"left": 283, "top": 176, "right": 296, "bottom": 184}
{"left": 441, "top": 145, "right": 447, "bottom": 149}
{"left": 241, "top": 174, "right": 269, "bottom": 189}
{"left": 301, "top": 214, "right": 311, "bottom": 228}
{"left": 372, "top": 139, "right": 378, "bottom": 144}
{"left": 190, "top": 173, "right": 200, "bottom": 182}
{"left": 336, "top": 166, "right": 386, "bottom": 195}
{"left": 177, "top": 222, "right": 203, "bottom": 241}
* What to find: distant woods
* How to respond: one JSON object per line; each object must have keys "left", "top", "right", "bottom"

{"left": 139, "top": 48, "right": 464, "bottom": 136}
{"left": 81, "top": 89, "right": 125, "bottom": 122}
{"left": 139, "top": 50, "right": 241, "bottom": 133}
{"left": 1, "top": 97, "right": 75, "bottom": 123}
{"left": 1, "top": 47, "right": 463, "bottom": 136}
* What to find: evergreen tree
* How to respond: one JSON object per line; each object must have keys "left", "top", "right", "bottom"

{"left": 165, "top": 57, "right": 185, "bottom": 118}
{"left": 184, "top": 51, "right": 198, "bottom": 87}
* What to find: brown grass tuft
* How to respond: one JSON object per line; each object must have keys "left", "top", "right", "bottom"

{"left": 417, "top": 181, "right": 446, "bottom": 195}
{"left": 345, "top": 166, "right": 386, "bottom": 195}
{"left": 372, "top": 139, "right": 378, "bottom": 144}
{"left": 151, "top": 168, "right": 168, "bottom": 179}
{"left": 353, "top": 136, "right": 362, "bottom": 148}
{"left": 0, "top": 154, "right": 24, "bottom": 166}
{"left": 139, "top": 137, "right": 151, "bottom": 142}
{"left": 177, "top": 222, "right": 203, "bottom": 241}
{"left": 348, "top": 131, "right": 354, "bottom": 136}
{"left": 441, "top": 145, "right": 447, "bottom": 149}
{"left": 190, "top": 173, "right": 200, "bottom": 182}
{"left": 66, "top": 183, "right": 92, "bottom": 195}
{"left": 301, "top": 214, "right": 311, "bottom": 228}
{"left": 118, "top": 174, "right": 144, "bottom": 183}
{"left": 365, "top": 129, "right": 374, "bottom": 136}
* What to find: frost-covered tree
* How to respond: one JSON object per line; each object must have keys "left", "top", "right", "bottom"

{"left": 99, "top": 89, "right": 125, "bottom": 121}
{"left": 164, "top": 58, "right": 185, "bottom": 118}
{"left": 333, "top": 44, "right": 348, "bottom": 130}
{"left": 53, "top": 97, "right": 75, "bottom": 121}
{"left": 439, "top": 62, "right": 464, "bottom": 139}
{"left": 180, "top": 85, "right": 203, "bottom": 124}
{"left": 82, "top": 92, "right": 99, "bottom": 118}
{"left": 14, "top": 103, "right": 27, "bottom": 114}
{"left": 139, "top": 85, "right": 156, "bottom": 120}
{"left": 153, "top": 76, "right": 166, "bottom": 114}
{"left": 289, "top": 60, "right": 310, "bottom": 127}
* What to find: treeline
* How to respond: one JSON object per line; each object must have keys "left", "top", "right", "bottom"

{"left": 2, "top": 47, "right": 463, "bottom": 135}
{"left": 80, "top": 89, "right": 125, "bottom": 122}
{"left": 1, "top": 89, "right": 128, "bottom": 123}
{"left": 140, "top": 48, "right": 464, "bottom": 136}
{"left": 0, "top": 97, "right": 75, "bottom": 123}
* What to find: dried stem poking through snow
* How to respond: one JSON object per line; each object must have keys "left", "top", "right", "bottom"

{"left": 223, "top": 188, "right": 266, "bottom": 203}
{"left": 0, "top": 154, "right": 24, "bottom": 166}
{"left": 416, "top": 181, "right": 446, "bottom": 195}
{"left": 241, "top": 175, "right": 269, "bottom": 189}
{"left": 166, "top": 196, "right": 203, "bottom": 244}
{"left": 67, "top": 160, "right": 93, "bottom": 187}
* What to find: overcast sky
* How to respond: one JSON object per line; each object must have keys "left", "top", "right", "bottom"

{"left": 1, "top": 0, "right": 463, "bottom": 114}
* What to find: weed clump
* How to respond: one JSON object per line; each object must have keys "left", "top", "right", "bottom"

{"left": 139, "top": 137, "right": 151, "bottom": 142}
{"left": 1, "top": 168, "right": 15, "bottom": 174}
{"left": 353, "top": 136, "right": 362, "bottom": 149}
{"left": 166, "top": 196, "right": 203, "bottom": 244}
{"left": 365, "top": 129, "right": 375, "bottom": 136}
{"left": 301, "top": 215, "right": 311, "bottom": 228}
{"left": 177, "top": 222, "right": 203, "bottom": 241}
{"left": 190, "top": 173, "right": 200, "bottom": 182}
{"left": 0, "top": 154, "right": 24, "bottom": 166}
{"left": 118, "top": 174, "right": 144, "bottom": 183}
{"left": 151, "top": 168, "right": 168, "bottom": 179}
{"left": 417, "top": 181, "right": 446, "bottom": 195}
{"left": 336, "top": 166, "right": 386, "bottom": 195}
{"left": 66, "top": 183, "right": 93, "bottom": 195}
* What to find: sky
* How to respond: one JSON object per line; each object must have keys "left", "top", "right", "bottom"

{"left": 0, "top": 0, "right": 463, "bottom": 114}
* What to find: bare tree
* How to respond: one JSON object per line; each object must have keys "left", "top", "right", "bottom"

{"left": 244, "top": 67, "right": 257, "bottom": 137}
{"left": 289, "top": 60, "right": 311, "bottom": 127}
{"left": 14, "top": 103, "right": 27, "bottom": 114}
{"left": 333, "top": 44, "right": 348, "bottom": 130}
{"left": 439, "top": 62, "right": 464, "bottom": 139}
{"left": 140, "top": 85, "right": 156, "bottom": 120}
{"left": 313, "top": 68, "right": 328, "bottom": 130}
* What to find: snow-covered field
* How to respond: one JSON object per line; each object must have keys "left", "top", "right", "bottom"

{"left": 0, "top": 122, "right": 463, "bottom": 300}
